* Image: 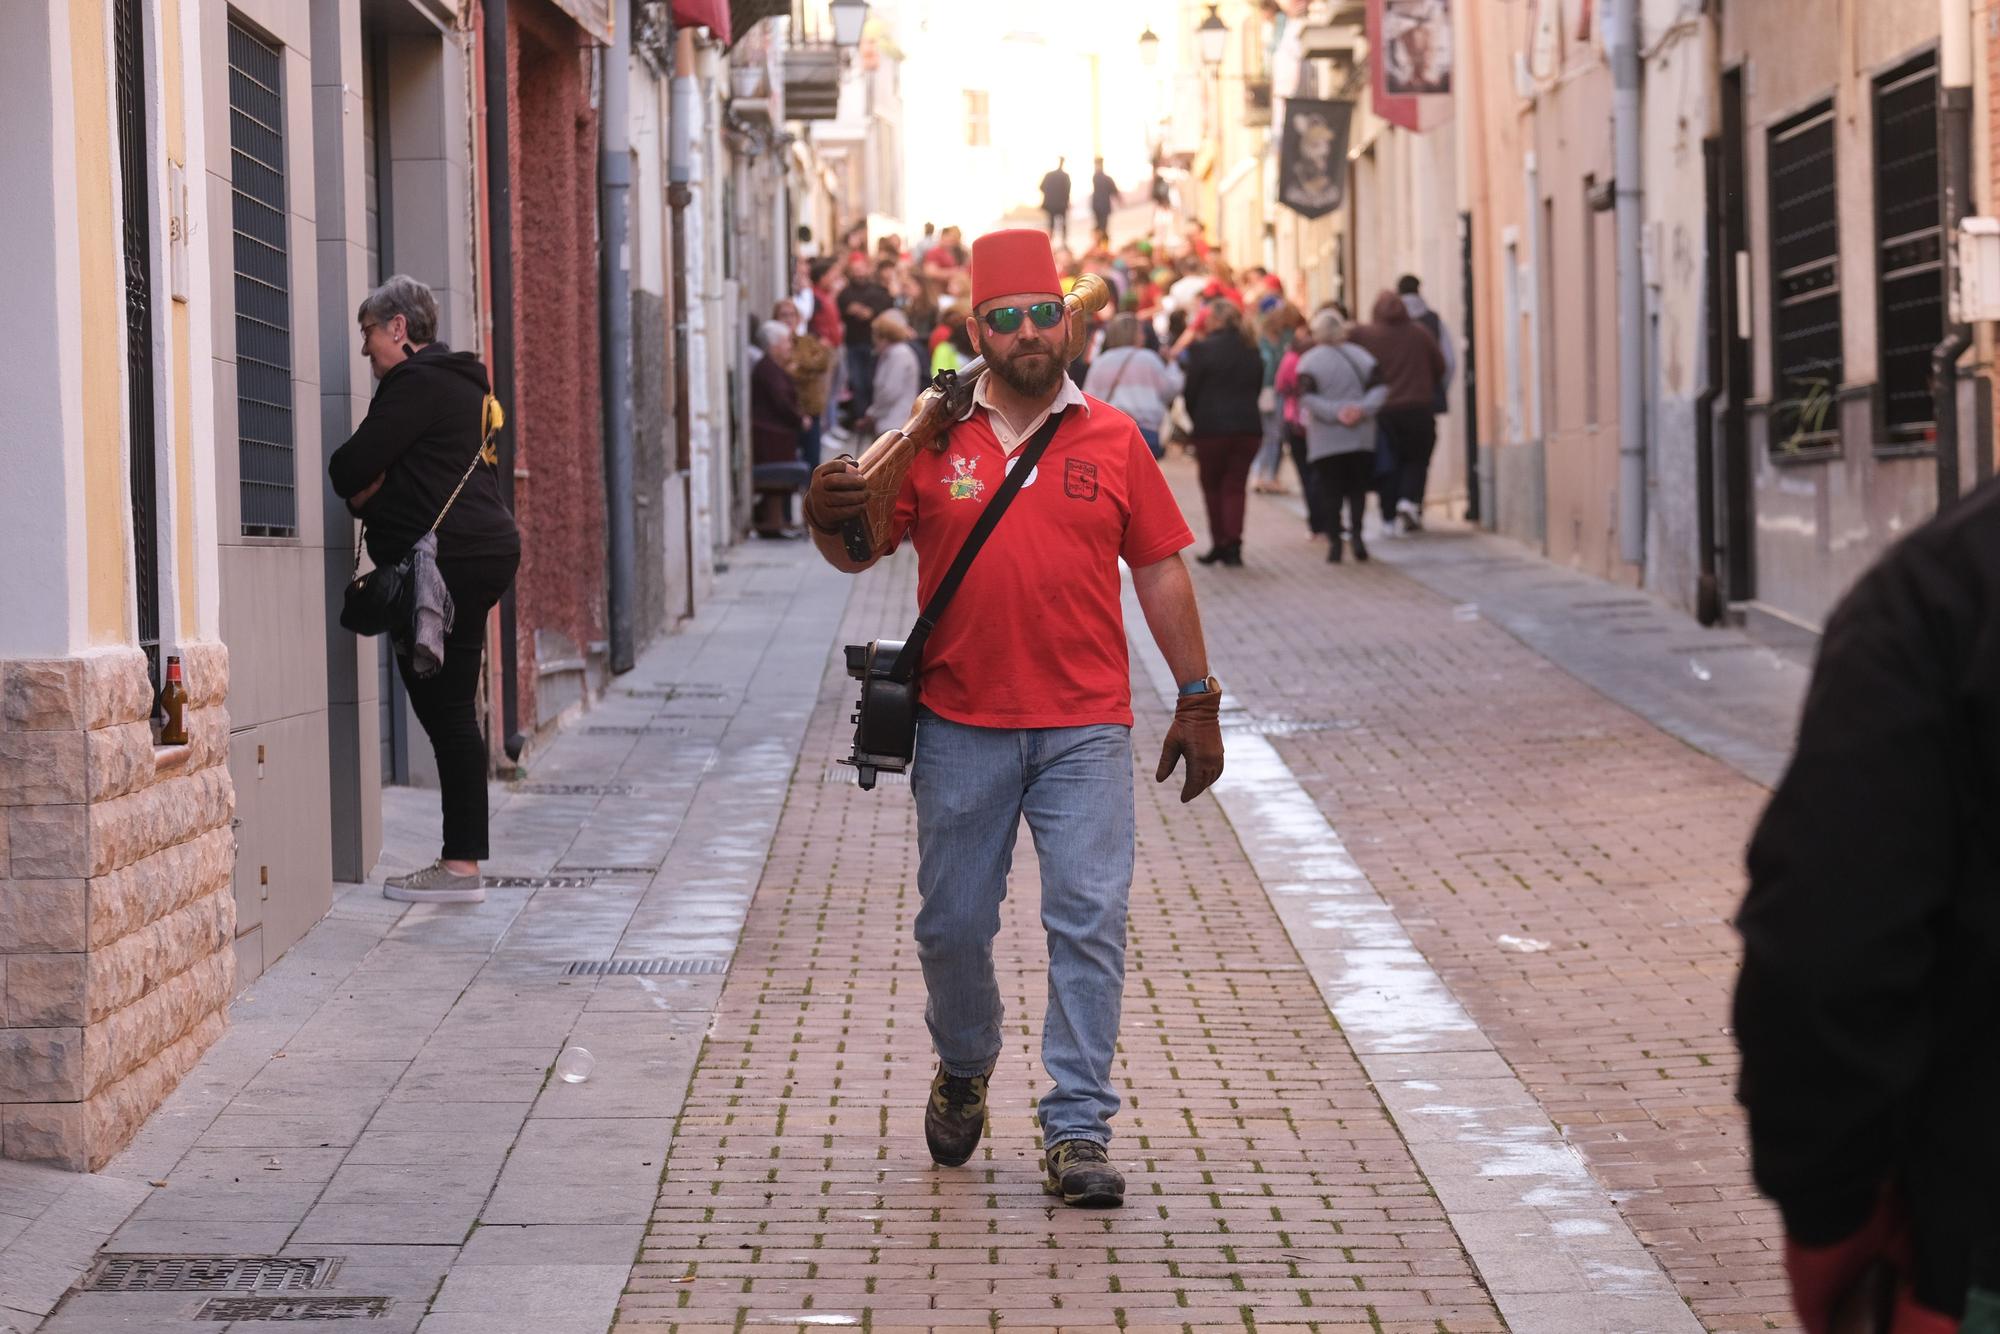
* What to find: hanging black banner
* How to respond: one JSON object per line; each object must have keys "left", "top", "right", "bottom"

{"left": 1277, "top": 99, "right": 1353, "bottom": 220}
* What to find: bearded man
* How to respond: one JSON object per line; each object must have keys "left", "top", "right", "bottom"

{"left": 802, "top": 229, "right": 1225, "bottom": 1206}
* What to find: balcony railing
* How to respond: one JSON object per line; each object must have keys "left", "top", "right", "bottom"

{"left": 783, "top": 0, "right": 843, "bottom": 121}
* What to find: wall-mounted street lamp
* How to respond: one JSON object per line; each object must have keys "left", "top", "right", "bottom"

{"left": 830, "top": 0, "right": 868, "bottom": 50}
{"left": 1197, "top": 5, "right": 1229, "bottom": 71}
{"left": 1138, "top": 25, "right": 1160, "bottom": 67}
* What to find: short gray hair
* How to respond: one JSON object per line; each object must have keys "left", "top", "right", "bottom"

{"left": 357, "top": 275, "right": 439, "bottom": 344}
{"left": 757, "top": 320, "right": 793, "bottom": 352}
{"left": 1309, "top": 311, "right": 1347, "bottom": 344}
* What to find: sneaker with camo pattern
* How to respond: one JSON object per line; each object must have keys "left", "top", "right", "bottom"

{"left": 924, "top": 1062, "right": 992, "bottom": 1167}
{"left": 1042, "top": 1138, "right": 1124, "bottom": 1207}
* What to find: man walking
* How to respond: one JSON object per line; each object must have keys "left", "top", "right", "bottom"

{"left": 1040, "top": 157, "right": 1073, "bottom": 243}
{"left": 1348, "top": 288, "right": 1445, "bottom": 534}
{"left": 802, "top": 229, "right": 1225, "bottom": 1207}
{"left": 1090, "top": 157, "right": 1118, "bottom": 240}
{"left": 1395, "top": 274, "right": 1455, "bottom": 521}
{"left": 839, "top": 254, "right": 894, "bottom": 426}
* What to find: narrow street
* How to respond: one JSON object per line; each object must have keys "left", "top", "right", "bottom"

{"left": 5, "top": 463, "right": 1808, "bottom": 1334}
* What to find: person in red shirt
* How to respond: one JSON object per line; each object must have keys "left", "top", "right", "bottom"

{"left": 802, "top": 229, "right": 1225, "bottom": 1209}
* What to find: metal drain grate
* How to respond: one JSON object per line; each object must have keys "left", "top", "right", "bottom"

{"left": 556, "top": 865, "right": 660, "bottom": 876}
{"left": 197, "top": 1295, "right": 391, "bottom": 1321}
{"left": 481, "top": 875, "right": 595, "bottom": 889}
{"left": 86, "top": 1256, "right": 339, "bottom": 1294}
{"left": 564, "top": 958, "right": 729, "bottom": 976}
{"left": 1221, "top": 718, "right": 1356, "bottom": 736}
{"left": 584, "top": 724, "right": 689, "bottom": 736}
{"left": 509, "top": 782, "right": 636, "bottom": 797}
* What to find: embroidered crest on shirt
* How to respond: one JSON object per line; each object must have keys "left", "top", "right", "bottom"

{"left": 943, "top": 454, "right": 985, "bottom": 501}
{"left": 1064, "top": 459, "right": 1098, "bottom": 501}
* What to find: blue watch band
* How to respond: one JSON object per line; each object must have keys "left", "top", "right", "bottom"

{"left": 1178, "top": 675, "right": 1216, "bottom": 697}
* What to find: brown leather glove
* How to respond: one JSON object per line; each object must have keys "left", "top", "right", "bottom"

{"left": 804, "top": 457, "right": 869, "bottom": 535}
{"left": 1156, "top": 681, "right": 1224, "bottom": 803}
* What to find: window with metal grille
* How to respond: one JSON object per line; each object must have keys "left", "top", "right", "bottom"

{"left": 229, "top": 17, "right": 296, "bottom": 536}
{"left": 1874, "top": 53, "right": 1943, "bottom": 449}
{"left": 1768, "top": 99, "right": 1842, "bottom": 455}
{"left": 114, "top": 0, "right": 161, "bottom": 686}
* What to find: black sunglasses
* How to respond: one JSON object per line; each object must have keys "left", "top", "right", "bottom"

{"left": 981, "top": 301, "right": 1065, "bottom": 336}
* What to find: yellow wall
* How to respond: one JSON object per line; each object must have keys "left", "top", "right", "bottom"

{"left": 163, "top": 0, "right": 197, "bottom": 636}
{"left": 71, "top": 0, "right": 130, "bottom": 646}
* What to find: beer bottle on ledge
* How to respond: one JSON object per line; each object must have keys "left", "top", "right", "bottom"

{"left": 159, "top": 655, "right": 189, "bottom": 746}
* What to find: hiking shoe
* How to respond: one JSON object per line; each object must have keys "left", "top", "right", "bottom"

{"left": 382, "top": 862, "right": 485, "bottom": 904}
{"left": 1042, "top": 1139, "right": 1124, "bottom": 1207}
{"left": 924, "top": 1062, "right": 992, "bottom": 1167}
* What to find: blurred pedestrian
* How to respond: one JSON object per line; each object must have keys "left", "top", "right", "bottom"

{"left": 1179, "top": 299, "right": 1265, "bottom": 567}
{"left": 865, "top": 308, "right": 922, "bottom": 437}
{"left": 1084, "top": 312, "right": 1183, "bottom": 459}
{"left": 1348, "top": 289, "right": 1444, "bottom": 534}
{"left": 1733, "top": 489, "right": 2000, "bottom": 1333}
{"left": 1397, "top": 274, "right": 1456, "bottom": 509}
{"left": 792, "top": 321, "right": 834, "bottom": 470}
{"left": 1091, "top": 157, "right": 1118, "bottom": 238}
{"left": 1253, "top": 302, "right": 1305, "bottom": 494}
{"left": 840, "top": 254, "right": 894, "bottom": 425}
{"left": 1041, "top": 156, "right": 1073, "bottom": 243}
{"left": 749, "top": 320, "right": 807, "bottom": 538}
{"left": 1294, "top": 312, "right": 1387, "bottom": 563}
{"left": 329, "top": 275, "right": 519, "bottom": 905}
{"left": 1273, "top": 322, "right": 1324, "bottom": 535}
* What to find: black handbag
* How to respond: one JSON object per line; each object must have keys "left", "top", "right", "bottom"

{"left": 841, "top": 408, "right": 1069, "bottom": 790}
{"left": 339, "top": 393, "right": 501, "bottom": 638}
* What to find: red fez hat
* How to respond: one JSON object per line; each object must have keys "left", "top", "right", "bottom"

{"left": 971, "top": 229, "right": 1062, "bottom": 308}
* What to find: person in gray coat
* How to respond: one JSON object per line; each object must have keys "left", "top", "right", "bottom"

{"left": 1295, "top": 311, "right": 1388, "bottom": 563}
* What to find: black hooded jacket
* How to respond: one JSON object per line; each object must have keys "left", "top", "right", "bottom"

{"left": 328, "top": 344, "right": 521, "bottom": 567}
{"left": 1735, "top": 475, "right": 2000, "bottom": 1314}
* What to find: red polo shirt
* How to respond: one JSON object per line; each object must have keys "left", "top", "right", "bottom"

{"left": 884, "top": 398, "right": 1194, "bottom": 729}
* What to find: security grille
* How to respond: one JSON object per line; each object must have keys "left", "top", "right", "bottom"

{"left": 229, "top": 18, "right": 297, "bottom": 536}
{"left": 1874, "top": 53, "right": 1944, "bottom": 448}
{"left": 86, "top": 1255, "right": 338, "bottom": 1294}
{"left": 564, "top": 958, "right": 729, "bottom": 976}
{"left": 114, "top": 0, "right": 161, "bottom": 688}
{"left": 1768, "top": 100, "right": 1842, "bottom": 454}
{"left": 196, "top": 1296, "right": 391, "bottom": 1321}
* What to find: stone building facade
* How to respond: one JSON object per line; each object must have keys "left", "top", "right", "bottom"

{"left": 0, "top": 0, "right": 235, "bottom": 1170}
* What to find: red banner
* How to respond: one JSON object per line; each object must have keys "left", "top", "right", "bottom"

{"left": 1369, "top": 0, "right": 1453, "bottom": 132}
{"left": 673, "top": 0, "right": 732, "bottom": 44}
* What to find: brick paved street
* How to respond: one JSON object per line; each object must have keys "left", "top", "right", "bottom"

{"left": 7, "top": 460, "right": 1812, "bottom": 1334}
{"left": 1174, "top": 473, "right": 1794, "bottom": 1332}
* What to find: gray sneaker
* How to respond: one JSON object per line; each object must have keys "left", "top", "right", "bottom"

{"left": 382, "top": 861, "right": 486, "bottom": 903}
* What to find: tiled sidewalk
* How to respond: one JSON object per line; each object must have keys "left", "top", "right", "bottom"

{"left": 620, "top": 540, "right": 1506, "bottom": 1333}
{"left": 1187, "top": 473, "right": 1791, "bottom": 1332}
{"left": 11, "top": 549, "right": 851, "bottom": 1334}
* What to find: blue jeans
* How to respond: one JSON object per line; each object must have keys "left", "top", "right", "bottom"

{"left": 1137, "top": 425, "right": 1164, "bottom": 460}
{"left": 1253, "top": 408, "right": 1284, "bottom": 481}
{"left": 911, "top": 710, "right": 1136, "bottom": 1147}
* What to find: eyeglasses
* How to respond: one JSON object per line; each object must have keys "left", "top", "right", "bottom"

{"left": 359, "top": 321, "right": 381, "bottom": 340}
{"left": 980, "top": 301, "right": 1065, "bottom": 336}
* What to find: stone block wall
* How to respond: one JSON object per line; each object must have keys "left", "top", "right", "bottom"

{"left": 0, "top": 644, "right": 235, "bottom": 1170}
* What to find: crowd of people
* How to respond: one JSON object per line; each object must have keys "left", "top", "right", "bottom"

{"left": 747, "top": 214, "right": 1455, "bottom": 561}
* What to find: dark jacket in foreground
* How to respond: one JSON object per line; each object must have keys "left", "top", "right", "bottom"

{"left": 1735, "top": 477, "right": 2000, "bottom": 1315}
{"left": 328, "top": 344, "right": 521, "bottom": 568}
{"left": 1178, "top": 329, "right": 1264, "bottom": 437}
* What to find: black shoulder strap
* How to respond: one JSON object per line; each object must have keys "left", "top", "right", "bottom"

{"left": 888, "top": 408, "right": 1069, "bottom": 682}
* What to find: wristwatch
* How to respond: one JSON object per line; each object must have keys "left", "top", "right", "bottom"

{"left": 1177, "top": 675, "right": 1219, "bottom": 698}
